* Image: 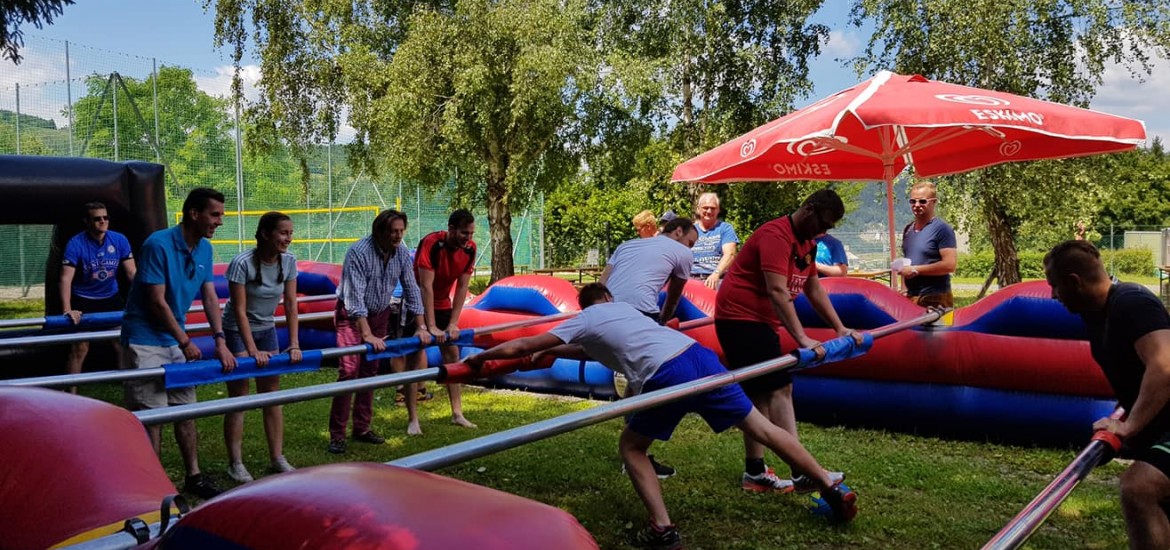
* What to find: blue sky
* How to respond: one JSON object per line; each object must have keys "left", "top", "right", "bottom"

{"left": 8, "top": 0, "right": 1169, "bottom": 144}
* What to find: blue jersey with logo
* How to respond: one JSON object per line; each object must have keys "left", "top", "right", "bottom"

{"left": 62, "top": 230, "right": 133, "bottom": 300}
{"left": 815, "top": 234, "right": 848, "bottom": 268}
{"left": 691, "top": 220, "right": 739, "bottom": 276}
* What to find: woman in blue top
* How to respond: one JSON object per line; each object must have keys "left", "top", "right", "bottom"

{"left": 222, "top": 212, "right": 302, "bottom": 483}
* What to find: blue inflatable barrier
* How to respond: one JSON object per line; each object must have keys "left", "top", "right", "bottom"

{"left": 469, "top": 286, "right": 564, "bottom": 316}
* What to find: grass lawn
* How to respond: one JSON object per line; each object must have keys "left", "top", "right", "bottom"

{"left": 3, "top": 295, "right": 1130, "bottom": 549}
{"left": 68, "top": 371, "right": 1127, "bottom": 550}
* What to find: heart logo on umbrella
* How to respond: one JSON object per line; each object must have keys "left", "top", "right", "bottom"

{"left": 740, "top": 139, "right": 757, "bottom": 157}
{"left": 999, "top": 140, "right": 1023, "bottom": 157}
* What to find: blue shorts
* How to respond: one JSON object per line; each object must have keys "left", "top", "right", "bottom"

{"left": 627, "top": 344, "right": 754, "bottom": 441}
{"left": 224, "top": 327, "right": 279, "bottom": 354}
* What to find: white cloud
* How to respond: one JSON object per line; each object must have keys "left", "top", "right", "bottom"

{"left": 821, "top": 29, "right": 861, "bottom": 60}
{"left": 1089, "top": 51, "right": 1170, "bottom": 145}
{"left": 0, "top": 47, "right": 73, "bottom": 127}
{"left": 193, "top": 64, "right": 262, "bottom": 103}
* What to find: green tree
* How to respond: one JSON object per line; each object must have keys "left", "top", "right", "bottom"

{"left": 70, "top": 66, "right": 241, "bottom": 204}
{"left": 848, "top": 0, "right": 1170, "bottom": 284}
{"left": 1, "top": 0, "right": 74, "bottom": 63}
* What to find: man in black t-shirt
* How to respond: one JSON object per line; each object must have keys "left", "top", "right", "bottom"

{"left": 1045, "top": 240, "right": 1170, "bottom": 549}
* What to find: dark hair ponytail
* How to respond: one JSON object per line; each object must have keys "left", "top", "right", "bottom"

{"left": 253, "top": 211, "right": 291, "bottom": 285}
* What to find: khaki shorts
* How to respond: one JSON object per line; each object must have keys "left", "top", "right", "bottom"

{"left": 122, "top": 343, "right": 196, "bottom": 410}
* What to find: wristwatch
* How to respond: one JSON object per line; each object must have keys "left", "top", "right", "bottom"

{"left": 213, "top": 331, "right": 226, "bottom": 340}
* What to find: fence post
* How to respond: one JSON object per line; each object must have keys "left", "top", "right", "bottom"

{"left": 112, "top": 74, "right": 119, "bottom": 161}
{"left": 538, "top": 191, "right": 545, "bottom": 269}
{"left": 14, "top": 83, "right": 20, "bottom": 154}
{"left": 152, "top": 58, "right": 161, "bottom": 163}
{"left": 233, "top": 99, "right": 245, "bottom": 254}
{"left": 327, "top": 142, "right": 334, "bottom": 263}
{"left": 66, "top": 42, "right": 74, "bottom": 156}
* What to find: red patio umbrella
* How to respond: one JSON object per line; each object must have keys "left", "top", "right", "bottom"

{"left": 672, "top": 70, "right": 1147, "bottom": 261}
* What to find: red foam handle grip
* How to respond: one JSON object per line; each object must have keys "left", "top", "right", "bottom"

{"left": 664, "top": 318, "right": 680, "bottom": 330}
{"left": 1091, "top": 430, "right": 1123, "bottom": 452}
{"left": 441, "top": 354, "right": 556, "bottom": 384}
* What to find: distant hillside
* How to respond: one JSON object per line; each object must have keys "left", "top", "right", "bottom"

{"left": 0, "top": 110, "right": 57, "bottom": 130}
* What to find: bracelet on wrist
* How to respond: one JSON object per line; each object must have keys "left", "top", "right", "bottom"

{"left": 213, "top": 331, "right": 226, "bottom": 340}
{"left": 179, "top": 339, "right": 192, "bottom": 348}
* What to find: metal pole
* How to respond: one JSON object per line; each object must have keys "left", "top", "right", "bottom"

{"left": 17, "top": 225, "right": 26, "bottom": 295}
{"left": 0, "top": 311, "right": 334, "bottom": 349}
{"left": 66, "top": 41, "right": 74, "bottom": 156}
{"left": 327, "top": 142, "right": 333, "bottom": 263}
{"left": 129, "top": 312, "right": 580, "bottom": 424}
{"left": 112, "top": 74, "right": 119, "bottom": 161}
{"left": 981, "top": 409, "right": 1124, "bottom": 550}
{"left": 0, "top": 294, "right": 339, "bottom": 330}
{"left": 539, "top": 191, "right": 545, "bottom": 269}
{"left": 151, "top": 58, "right": 161, "bottom": 163}
{"left": 389, "top": 311, "right": 942, "bottom": 471}
{"left": 14, "top": 83, "right": 20, "bottom": 154}
{"left": 6, "top": 311, "right": 577, "bottom": 389}
{"left": 233, "top": 99, "right": 245, "bottom": 254}
{"left": 137, "top": 369, "right": 439, "bottom": 426}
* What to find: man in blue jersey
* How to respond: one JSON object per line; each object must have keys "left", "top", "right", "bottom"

{"left": 1046, "top": 240, "right": 1170, "bottom": 549}
{"left": 690, "top": 193, "right": 738, "bottom": 289}
{"left": 60, "top": 202, "right": 136, "bottom": 392}
{"left": 121, "top": 188, "right": 236, "bottom": 500}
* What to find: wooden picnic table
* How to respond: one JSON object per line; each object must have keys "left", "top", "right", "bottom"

{"left": 532, "top": 266, "right": 605, "bottom": 285}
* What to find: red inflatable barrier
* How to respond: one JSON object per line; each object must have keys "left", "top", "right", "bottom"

{"left": 136, "top": 463, "right": 598, "bottom": 550}
{"left": 0, "top": 388, "right": 177, "bottom": 549}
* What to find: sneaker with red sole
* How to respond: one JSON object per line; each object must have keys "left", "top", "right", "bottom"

{"left": 741, "top": 466, "right": 795, "bottom": 493}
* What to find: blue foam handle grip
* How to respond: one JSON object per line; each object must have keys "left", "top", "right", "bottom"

{"left": 793, "top": 332, "right": 874, "bottom": 370}
{"left": 364, "top": 329, "right": 476, "bottom": 361}
{"left": 43, "top": 311, "right": 124, "bottom": 330}
{"left": 164, "top": 349, "right": 324, "bottom": 389}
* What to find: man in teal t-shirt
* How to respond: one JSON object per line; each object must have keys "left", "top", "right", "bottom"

{"left": 121, "top": 187, "right": 236, "bottom": 500}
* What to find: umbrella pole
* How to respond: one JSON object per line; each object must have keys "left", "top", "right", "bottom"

{"left": 886, "top": 178, "right": 898, "bottom": 289}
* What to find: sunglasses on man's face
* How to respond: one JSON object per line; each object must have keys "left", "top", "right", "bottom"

{"left": 90, "top": 215, "right": 109, "bottom": 222}
{"left": 908, "top": 198, "right": 936, "bottom": 206}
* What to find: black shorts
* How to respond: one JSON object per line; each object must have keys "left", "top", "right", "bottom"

{"left": 715, "top": 318, "right": 792, "bottom": 397}
{"left": 1127, "top": 431, "right": 1170, "bottom": 480}
{"left": 394, "top": 307, "right": 454, "bottom": 339}
{"left": 72, "top": 294, "right": 125, "bottom": 313}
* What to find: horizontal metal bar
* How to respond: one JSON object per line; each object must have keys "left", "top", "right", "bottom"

{"left": 130, "top": 311, "right": 581, "bottom": 424}
{"left": 0, "top": 311, "right": 334, "bottom": 349}
{"left": 135, "top": 369, "right": 440, "bottom": 426}
{"left": 389, "top": 310, "right": 942, "bottom": 471}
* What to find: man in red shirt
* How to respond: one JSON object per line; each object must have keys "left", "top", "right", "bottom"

{"left": 410, "top": 209, "right": 478, "bottom": 432}
{"left": 715, "top": 189, "right": 856, "bottom": 495}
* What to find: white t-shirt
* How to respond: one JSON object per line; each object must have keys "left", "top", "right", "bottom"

{"left": 548, "top": 302, "right": 694, "bottom": 395}
{"left": 222, "top": 250, "right": 298, "bottom": 332}
{"left": 605, "top": 236, "right": 693, "bottom": 314}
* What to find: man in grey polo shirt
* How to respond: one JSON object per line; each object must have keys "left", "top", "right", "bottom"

{"left": 600, "top": 216, "right": 698, "bottom": 480}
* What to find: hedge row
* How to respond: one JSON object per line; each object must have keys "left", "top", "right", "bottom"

{"left": 955, "top": 248, "right": 1155, "bottom": 278}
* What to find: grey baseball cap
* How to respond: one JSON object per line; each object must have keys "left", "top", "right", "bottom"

{"left": 659, "top": 210, "right": 678, "bottom": 223}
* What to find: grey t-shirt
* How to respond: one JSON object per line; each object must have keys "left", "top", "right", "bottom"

{"left": 605, "top": 236, "right": 693, "bottom": 314}
{"left": 222, "top": 250, "right": 298, "bottom": 332}
{"left": 548, "top": 302, "right": 693, "bottom": 395}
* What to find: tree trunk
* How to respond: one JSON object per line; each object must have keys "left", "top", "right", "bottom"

{"left": 486, "top": 179, "right": 514, "bottom": 284}
{"left": 984, "top": 192, "right": 1021, "bottom": 286}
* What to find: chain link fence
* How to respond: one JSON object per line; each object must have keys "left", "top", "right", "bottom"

{"left": 0, "top": 36, "right": 543, "bottom": 297}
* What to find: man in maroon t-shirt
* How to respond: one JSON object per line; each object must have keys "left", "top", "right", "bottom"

{"left": 715, "top": 189, "right": 856, "bottom": 494}
{"left": 410, "top": 209, "right": 478, "bottom": 431}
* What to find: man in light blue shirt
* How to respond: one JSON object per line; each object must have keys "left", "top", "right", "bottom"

{"left": 121, "top": 188, "right": 236, "bottom": 500}
{"left": 690, "top": 193, "right": 739, "bottom": 289}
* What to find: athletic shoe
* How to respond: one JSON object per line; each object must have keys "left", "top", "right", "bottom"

{"left": 353, "top": 430, "right": 386, "bottom": 444}
{"left": 270, "top": 456, "right": 296, "bottom": 473}
{"left": 630, "top": 522, "right": 683, "bottom": 549}
{"left": 622, "top": 455, "right": 678, "bottom": 479}
{"left": 327, "top": 439, "right": 347, "bottom": 454}
{"left": 793, "top": 471, "right": 845, "bottom": 494}
{"left": 742, "top": 467, "right": 795, "bottom": 493}
{"left": 820, "top": 481, "right": 858, "bottom": 522}
{"left": 184, "top": 473, "right": 223, "bottom": 500}
{"left": 226, "top": 462, "right": 254, "bottom": 483}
